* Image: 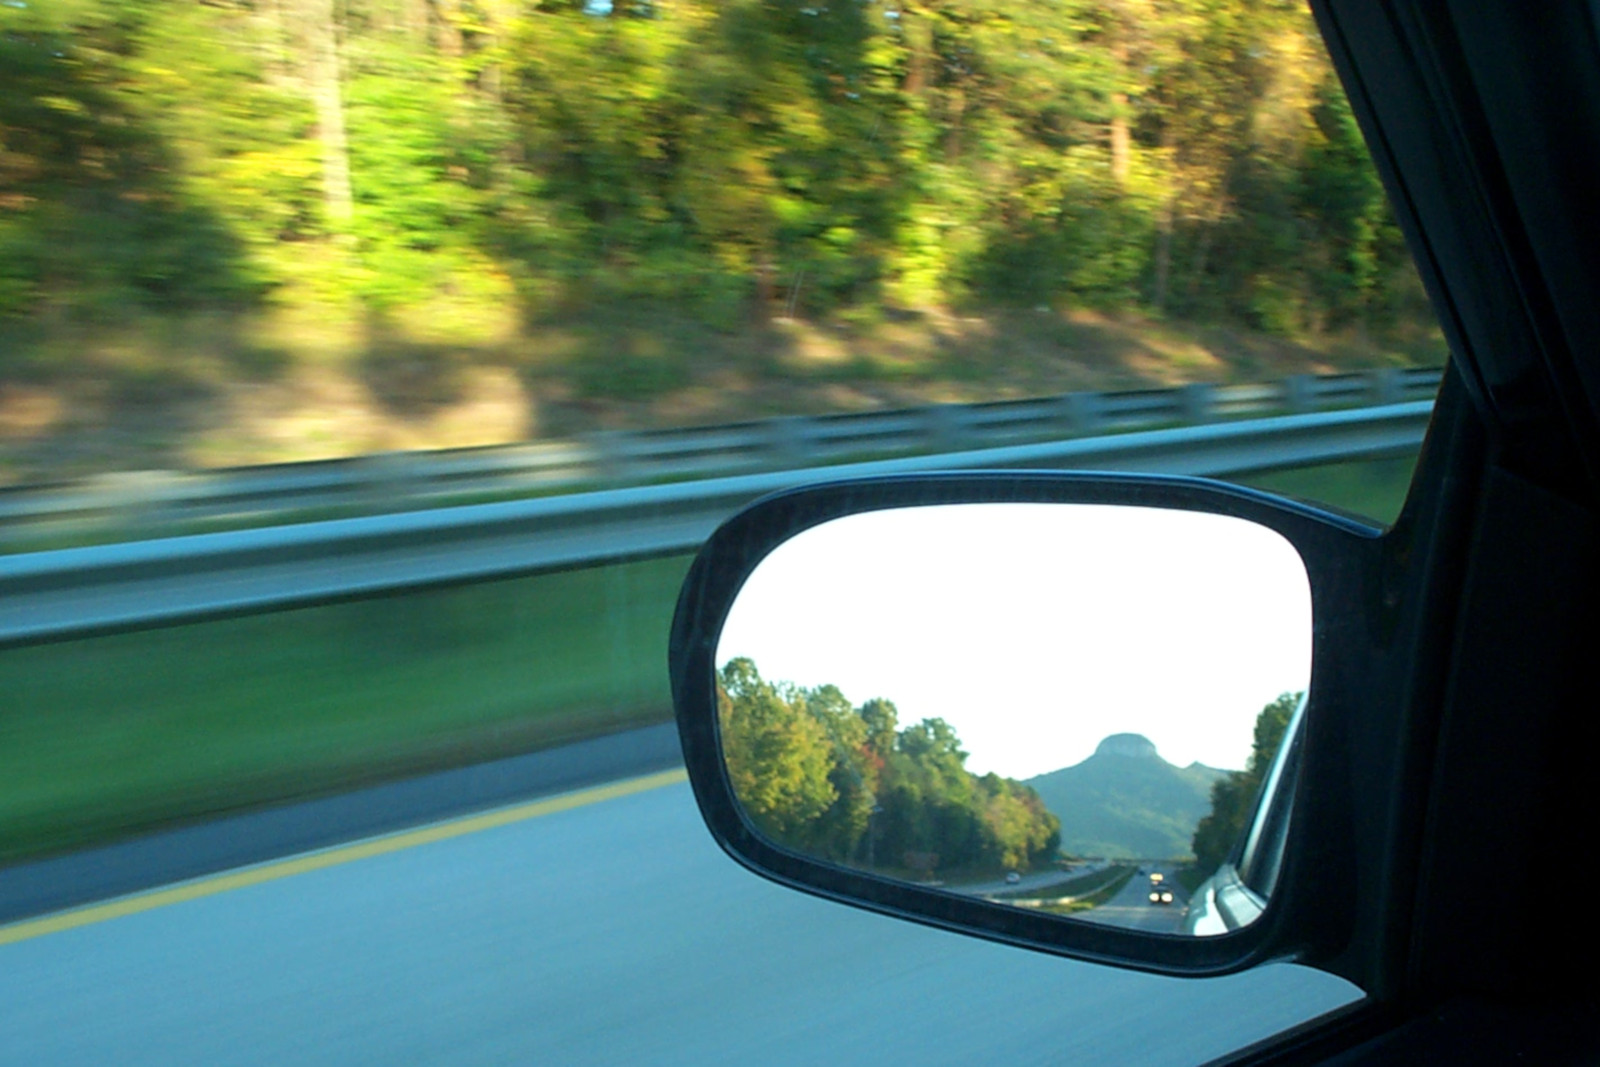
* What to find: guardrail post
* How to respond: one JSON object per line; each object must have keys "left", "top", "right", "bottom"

{"left": 356, "top": 451, "right": 419, "bottom": 512}
{"left": 590, "top": 431, "right": 635, "bottom": 484}
{"left": 1284, "top": 375, "right": 1315, "bottom": 413}
{"left": 1057, "top": 392, "right": 1102, "bottom": 436}
{"left": 1180, "top": 383, "right": 1216, "bottom": 423}
{"left": 765, "top": 416, "right": 815, "bottom": 469}
{"left": 85, "top": 470, "right": 184, "bottom": 539}
{"left": 1400, "top": 367, "right": 1442, "bottom": 401}
{"left": 919, "top": 405, "right": 972, "bottom": 452}
{"left": 1371, "top": 367, "right": 1404, "bottom": 405}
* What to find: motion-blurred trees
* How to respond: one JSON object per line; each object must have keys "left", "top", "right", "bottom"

{"left": 0, "top": 1, "right": 295, "bottom": 322}
{"left": 2, "top": 0, "right": 1431, "bottom": 366}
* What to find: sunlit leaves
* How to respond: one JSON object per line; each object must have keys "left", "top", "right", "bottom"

{"left": 1190, "top": 691, "right": 1298, "bottom": 873}
{"left": 719, "top": 658, "right": 1060, "bottom": 875}
{"left": 0, "top": 0, "right": 1426, "bottom": 350}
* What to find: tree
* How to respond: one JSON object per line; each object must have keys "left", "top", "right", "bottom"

{"left": 860, "top": 698, "right": 899, "bottom": 762}
{"left": 304, "top": 0, "right": 353, "bottom": 226}
{"left": 2, "top": 0, "right": 1438, "bottom": 377}
{"left": 0, "top": 0, "right": 291, "bottom": 323}
{"left": 1190, "top": 692, "right": 1299, "bottom": 873}
{"left": 716, "top": 659, "right": 1059, "bottom": 876}
{"left": 799, "top": 683, "right": 878, "bottom": 862}
{"left": 718, "top": 658, "right": 838, "bottom": 844}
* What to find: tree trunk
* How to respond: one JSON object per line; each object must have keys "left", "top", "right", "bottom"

{"left": 1152, "top": 201, "right": 1173, "bottom": 312}
{"left": 903, "top": 5, "right": 929, "bottom": 97}
{"left": 945, "top": 90, "right": 966, "bottom": 162}
{"left": 1184, "top": 196, "right": 1226, "bottom": 301}
{"left": 1110, "top": 37, "right": 1130, "bottom": 186}
{"left": 1111, "top": 99, "right": 1130, "bottom": 187}
{"left": 265, "top": 0, "right": 290, "bottom": 77}
{"left": 434, "top": 0, "right": 464, "bottom": 59}
{"left": 408, "top": 0, "right": 429, "bottom": 41}
{"left": 305, "top": 0, "right": 353, "bottom": 227}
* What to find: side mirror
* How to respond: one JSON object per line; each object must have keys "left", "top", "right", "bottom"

{"left": 669, "top": 472, "right": 1381, "bottom": 976}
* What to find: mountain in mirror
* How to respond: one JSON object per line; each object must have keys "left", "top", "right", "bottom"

{"left": 716, "top": 657, "right": 1300, "bottom": 935}
{"left": 1025, "top": 733, "right": 1228, "bottom": 861}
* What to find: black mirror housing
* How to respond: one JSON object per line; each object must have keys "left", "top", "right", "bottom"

{"left": 669, "top": 471, "right": 1383, "bottom": 978}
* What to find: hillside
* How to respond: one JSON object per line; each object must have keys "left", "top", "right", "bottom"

{"left": 1025, "top": 734, "right": 1227, "bottom": 860}
{"left": 1, "top": 0, "right": 1443, "bottom": 486}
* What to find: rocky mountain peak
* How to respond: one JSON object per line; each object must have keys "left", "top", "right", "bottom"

{"left": 1094, "top": 733, "right": 1160, "bottom": 760}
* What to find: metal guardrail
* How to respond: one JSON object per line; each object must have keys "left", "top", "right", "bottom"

{"left": 0, "top": 400, "right": 1433, "bottom": 646}
{"left": 0, "top": 367, "right": 1440, "bottom": 549}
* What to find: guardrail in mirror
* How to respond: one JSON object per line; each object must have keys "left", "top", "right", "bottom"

{"left": 709, "top": 503, "right": 1311, "bottom": 936}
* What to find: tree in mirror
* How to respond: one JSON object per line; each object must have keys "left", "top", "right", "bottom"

{"left": 713, "top": 504, "right": 1311, "bottom": 936}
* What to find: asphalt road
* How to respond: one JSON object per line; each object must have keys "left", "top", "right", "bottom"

{"left": 957, "top": 860, "right": 1112, "bottom": 898}
{"left": 1073, "top": 863, "right": 1191, "bottom": 934}
{"left": 0, "top": 777, "right": 1359, "bottom": 1066}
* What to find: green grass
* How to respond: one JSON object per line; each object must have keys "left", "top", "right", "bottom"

{"left": 0, "top": 453, "right": 1425, "bottom": 869}
{"left": 1175, "top": 864, "right": 1211, "bottom": 895}
{"left": 1039, "top": 866, "right": 1138, "bottom": 915}
{"left": 993, "top": 862, "right": 1133, "bottom": 904}
{"left": 1231, "top": 451, "right": 1419, "bottom": 526}
{"left": 0, "top": 554, "right": 691, "bottom": 865}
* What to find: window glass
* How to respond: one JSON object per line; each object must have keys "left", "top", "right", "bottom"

{"left": 1, "top": 0, "right": 1439, "bottom": 1057}
{"left": 1, "top": 0, "right": 1439, "bottom": 529}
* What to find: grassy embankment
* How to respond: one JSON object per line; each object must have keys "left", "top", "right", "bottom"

{"left": 1237, "top": 452, "right": 1418, "bottom": 529}
{"left": 0, "top": 383, "right": 1426, "bottom": 559}
{"left": 0, "top": 554, "right": 690, "bottom": 866}
{"left": 0, "top": 452, "right": 1415, "bottom": 869}
{"left": 992, "top": 864, "right": 1140, "bottom": 915}
{"left": 1176, "top": 865, "right": 1213, "bottom": 895}
{"left": 1, "top": 305, "right": 1441, "bottom": 488}
{"left": 1, "top": 305, "right": 1434, "bottom": 556}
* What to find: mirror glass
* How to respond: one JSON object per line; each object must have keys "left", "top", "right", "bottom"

{"left": 713, "top": 503, "right": 1311, "bottom": 936}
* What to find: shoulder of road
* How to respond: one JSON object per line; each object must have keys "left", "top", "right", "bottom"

{"left": 0, "top": 723, "right": 683, "bottom": 927}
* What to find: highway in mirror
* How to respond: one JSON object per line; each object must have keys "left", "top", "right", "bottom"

{"left": 715, "top": 504, "right": 1312, "bottom": 933}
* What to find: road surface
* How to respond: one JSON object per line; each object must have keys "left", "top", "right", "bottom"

{"left": 0, "top": 776, "right": 1358, "bottom": 1066}
{"left": 1077, "top": 864, "right": 1191, "bottom": 934}
{"left": 955, "top": 860, "right": 1113, "bottom": 898}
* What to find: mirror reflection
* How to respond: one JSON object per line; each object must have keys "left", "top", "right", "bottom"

{"left": 714, "top": 503, "right": 1312, "bottom": 936}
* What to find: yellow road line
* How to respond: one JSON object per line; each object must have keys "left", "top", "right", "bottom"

{"left": 0, "top": 767, "right": 688, "bottom": 948}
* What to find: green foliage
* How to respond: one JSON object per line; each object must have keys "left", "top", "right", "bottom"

{"left": 1025, "top": 737, "right": 1226, "bottom": 859}
{"left": 3, "top": 0, "right": 1439, "bottom": 379}
{"left": 0, "top": 2, "right": 276, "bottom": 323}
{"left": 0, "top": 554, "right": 691, "bottom": 863}
{"left": 718, "top": 658, "right": 1060, "bottom": 874}
{"left": 1297, "top": 78, "right": 1390, "bottom": 327}
{"left": 1190, "top": 691, "right": 1300, "bottom": 873}
{"left": 718, "top": 659, "right": 840, "bottom": 845}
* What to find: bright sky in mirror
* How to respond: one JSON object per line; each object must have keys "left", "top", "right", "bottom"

{"left": 717, "top": 504, "right": 1312, "bottom": 780}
